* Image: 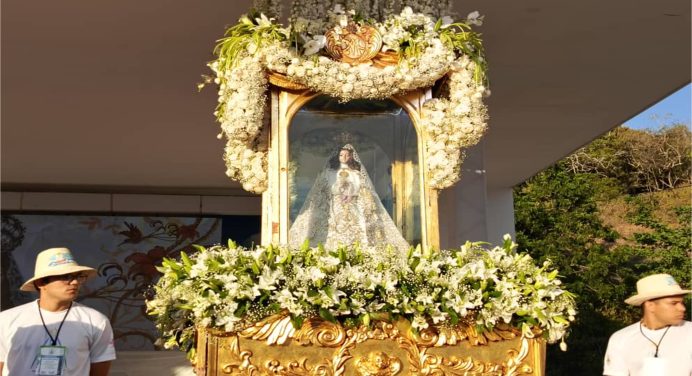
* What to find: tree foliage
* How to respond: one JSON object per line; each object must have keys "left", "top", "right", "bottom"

{"left": 567, "top": 125, "right": 691, "bottom": 193}
{"left": 514, "top": 124, "right": 691, "bottom": 375}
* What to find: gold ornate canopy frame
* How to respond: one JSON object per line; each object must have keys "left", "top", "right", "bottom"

{"left": 260, "top": 84, "right": 440, "bottom": 251}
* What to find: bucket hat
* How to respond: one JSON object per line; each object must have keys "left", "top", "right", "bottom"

{"left": 20, "top": 247, "right": 97, "bottom": 292}
{"left": 625, "top": 273, "right": 691, "bottom": 306}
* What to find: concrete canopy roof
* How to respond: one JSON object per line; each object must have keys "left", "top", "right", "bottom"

{"left": 2, "top": 0, "right": 690, "bottom": 194}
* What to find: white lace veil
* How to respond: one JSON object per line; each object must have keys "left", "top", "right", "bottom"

{"left": 288, "top": 144, "right": 410, "bottom": 251}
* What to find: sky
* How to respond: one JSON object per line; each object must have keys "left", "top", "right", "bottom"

{"left": 623, "top": 83, "right": 691, "bottom": 130}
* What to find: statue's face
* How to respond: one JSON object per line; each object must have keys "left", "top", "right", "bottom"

{"left": 338, "top": 149, "right": 351, "bottom": 164}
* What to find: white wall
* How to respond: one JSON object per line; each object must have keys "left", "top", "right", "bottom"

{"left": 1, "top": 191, "right": 260, "bottom": 215}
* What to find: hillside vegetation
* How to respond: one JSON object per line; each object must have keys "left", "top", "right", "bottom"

{"left": 513, "top": 124, "right": 691, "bottom": 376}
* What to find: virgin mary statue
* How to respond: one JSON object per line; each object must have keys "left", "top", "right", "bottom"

{"left": 288, "top": 144, "right": 410, "bottom": 251}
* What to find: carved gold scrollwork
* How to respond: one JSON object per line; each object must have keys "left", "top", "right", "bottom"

{"left": 268, "top": 72, "right": 309, "bottom": 90}
{"left": 397, "top": 333, "right": 532, "bottom": 376}
{"left": 264, "top": 358, "right": 332, "bottom": 376}
{"left": 294, "top": 318, "right": 347, "bottom": 347}
{"left": 503, "top": 338, "right": 534, "bottom": 376}
{"left": 239, "top": 313, "right": 296, "bottom": 345}
{"left": 439, "top": 356, "right": 503, "bottom": 375}
{"left": 371, "top": 51, "right": 400, "bottom": 68}
{"left": 220, "top": 336, "right": 259, "bottom": 375}
{"left": 203, "top": 320, "right": 540, "bottom": 376}
{"left": 364, "top": 321, "right": 399, "bottom": 341}
{"left": 414, "top": 322, "right": 520, "bottom": 347}
{"left": 355, "top": 352, "right": 402, "bottom": 376}
{"left": 324, "top": 22, "right": 382, "bottom": 64}
{"left": 482, "top": 323, "right": 520, "bottom": 343}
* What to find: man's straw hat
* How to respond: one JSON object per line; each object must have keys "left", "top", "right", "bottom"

{"left": 20, "top": 247, "right": 97, "bottom": 292}
{"left": 625, "top": 273, "right": 691, "bottom": 306}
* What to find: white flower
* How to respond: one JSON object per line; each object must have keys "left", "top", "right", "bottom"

{"left": 320, "top": 255, "right": 341, "bottom": 268}
{"left": 149, "top": 241, "right": 576, "bottom": 348}
{"left": 466, "top": 11, "right": 484, "bottom": 26}
{"left": 440, "top": 16, "right": 454, "bottom": 28}
{"left": 255, "top": 13, "right": 273, "bottom": 28}
{"left": 307, "top": 266, "right": 326, "bottom": 281}
{"left": 559, "top": 339, "right": 568, "bottom": 351}
{"left": 303, "top": 35, "right": 326, "bottom": 55}
{"left": 411, "top": 315, "right": 428, "bottom": 330}
{"left": 257, "top": 266, "right": 280, "bottom": 290}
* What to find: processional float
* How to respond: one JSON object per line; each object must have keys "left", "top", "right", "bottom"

{"left": 147, "top": 1, "right": 576, "bottom": 375}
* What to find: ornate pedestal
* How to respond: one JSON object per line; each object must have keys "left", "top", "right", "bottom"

{"left": 194, "top": 315, "right": 545, "bottom": 376}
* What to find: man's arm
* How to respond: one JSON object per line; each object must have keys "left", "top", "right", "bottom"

{"left": 90, "top": 361, "right": 111, "bottom": 376}
{"left": 0, "top": 361, "right": 4, "bottom": 374}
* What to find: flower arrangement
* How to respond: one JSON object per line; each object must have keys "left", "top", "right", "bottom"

{"left": 203, "top": 2, "right": 489, "bottom": 193}
{"left": 147, "top": 235, "right": 576, "bottom": 358}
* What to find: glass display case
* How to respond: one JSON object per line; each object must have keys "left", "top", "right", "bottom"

{"left": 261, "top": 89, "right": 439, "bottom": 250}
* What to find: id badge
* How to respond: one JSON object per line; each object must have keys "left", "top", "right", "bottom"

{"left": 36, "top": 346, "right": 66, "bottom": 376}
{"left": 640, "top": 357, "right": 668, "bottom": 376}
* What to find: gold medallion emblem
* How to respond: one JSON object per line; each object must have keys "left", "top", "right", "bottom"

{"left": 325, "top": 22, "right": 382, "bottom": 65}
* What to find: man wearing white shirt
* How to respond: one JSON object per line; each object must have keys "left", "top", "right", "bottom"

{"left": 0, "top": 247, "right": 116, "bottom": 376}
{"left": 603, "top": 273, "right": 691, "bottom": 376}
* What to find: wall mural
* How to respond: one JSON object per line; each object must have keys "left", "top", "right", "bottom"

{"left": 0, "top": 214, "right": 257, "bottom": 350}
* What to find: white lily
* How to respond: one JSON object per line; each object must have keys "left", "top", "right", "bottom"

{"left": 466, "top": 11, "right": 484, "bottom": 26}
{"left": 255, "top": 13, "right": 273, "bottom": 28}
{"left": 440, "top": 16, "right": 454, "bottom": 28}
{"left": 303, "top": 35, "right": 326, "bottom": 56}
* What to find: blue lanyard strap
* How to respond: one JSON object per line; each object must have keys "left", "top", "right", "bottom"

{"left": 37, "top": 301, "right": 72, "bottom": 346}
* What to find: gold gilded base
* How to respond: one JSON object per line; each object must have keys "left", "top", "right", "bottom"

{"left": 194, "top": 314, "right": 545, "bottom": 375}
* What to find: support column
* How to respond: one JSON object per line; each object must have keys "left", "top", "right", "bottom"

{"left": 438, "top": 141, "right": 518, "bottom": 248}
{"left": 486, "top": 187, "right": 516, "bottom": 245}
{"left": 438, "top": 142, "right": 488, "bottom": 248}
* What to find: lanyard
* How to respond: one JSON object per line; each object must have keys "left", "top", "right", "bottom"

{"left": 37, "top": 301, "right": 72, "bottom": 346}
{"left": 639, "top": 322, "right": 671, "bottom": 358}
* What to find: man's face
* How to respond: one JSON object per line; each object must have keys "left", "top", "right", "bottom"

{"left": 647, "top": 295, "right": 687, "bottom": 326}
{"left": 38, "top": 272, "right": 87, "bottom": 304}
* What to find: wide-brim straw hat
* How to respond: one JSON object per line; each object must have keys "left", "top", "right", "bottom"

{"left": 625, "top": 273, "right": 691, "bottom": 306}
{"left": 20, "top": 247, "right": 97, "bottom": 292}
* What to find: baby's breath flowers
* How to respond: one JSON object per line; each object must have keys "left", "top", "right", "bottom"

{"left": 147, "top": 236, "right": 576, "bottom": 358}
{"left": 204, "top": 5, "right": 489, "bottom": 193}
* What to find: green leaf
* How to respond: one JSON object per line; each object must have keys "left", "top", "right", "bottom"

{"left": 447, "top": 308, "right": 459, "bottom": 325}
{"left": 191, "top": 244, "right": 207, "bottom": 253}
{"left": 234, "top": 301, "right": 249, "bottom": 317}
{"left": 319, "top": 308, "right": 336, "bottom": 323}
{"left": 434, "top": 18, "right": 443, "bottom": 32}
{"left": 180, "top": 252, "right": 192, "bottom": 273}
{"left": 361, "top": 313, "right": 371, "bottom": 327}
{"left": 290, "top": 314, "right": 304, "bottom": 329}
